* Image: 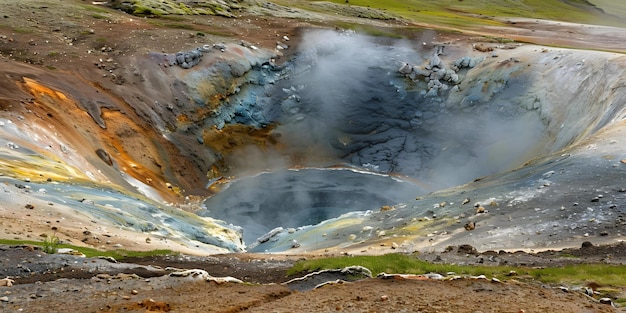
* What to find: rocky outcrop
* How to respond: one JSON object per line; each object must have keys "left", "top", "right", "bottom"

{"left": 161, "top": 45, "right": 230, "bottom": 69}
{"left": 396, "top": 53, "right": 484, "bottom": 98}
{"left": 108, "top": 0, "right": 249, "bottom": 17}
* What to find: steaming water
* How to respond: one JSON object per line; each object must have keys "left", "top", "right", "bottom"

{"left": 200, "top": 31, "right": 552, "bottom": 244}
{"left": 197, "top": 30, "right": 626, "bottom": 251}
{"left": 201, "top": 168, "right": 424, "bottom": 244}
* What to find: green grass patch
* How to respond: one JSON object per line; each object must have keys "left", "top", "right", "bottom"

{"left": 331, "top": 21, "right": 404, "bottom": 39}
{"left": 289, "top": 253, "right": 626, "bottom": 287}
{"left": 41, "top": 234, "right": 60, "bottom": 254}
{"left": 530, "top": 263, "right": 626, "bottom": 286}
{"left": 133, "top": 5, "right": 165, "bottom": 17}
{"left": 288, "top": 254, "right": 517, "bottom": 277}
{"left": 0, "top": 238, "right": 175, "bottom": 261}
{"left": 482, "top": 35, "right": 516, "bottom": 44}
{"left": 280, "top": 0, "right": 622, "bottom": 28}
{"left": 80, "top": 4, "right": 110, "bottom": 14}
{"left": 558, "top": 253, "right": 579, "bottom": 259}
{"left": 0, "top": 238, "right": 42, "bottom": 246}
{"left": 91, "top": 13, "right": 108, "bottom": 20}
{"left": 13, "top": 27, "right": 33, "bottom": 34}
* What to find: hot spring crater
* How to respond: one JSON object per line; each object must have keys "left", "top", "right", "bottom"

{"left": 184, "top": 30, "right": 626, "bottom": 252}
{"left": 1, "top": 28, "right": 625, "bottom": 254}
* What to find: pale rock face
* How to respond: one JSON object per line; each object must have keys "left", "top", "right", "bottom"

{"left": 0, "top": 277, "right": 14, "bottom": 287}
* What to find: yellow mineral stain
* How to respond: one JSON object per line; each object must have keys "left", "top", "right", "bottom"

{"left": 202, "top": 124, "right": 277, "bottom": 155}
{"left": 100, "top": 109, "right": 176, "bottom": 199}
{"left": 21, "top": 77, "right": 68, "bottom": 101}
{"left": 15, "top": 77, "right": 179, "bottom": 201}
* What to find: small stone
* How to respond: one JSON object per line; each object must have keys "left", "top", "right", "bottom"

{"left": 425, "top": 273, "right": 443, "bottom": 280}
{"left": 25, "top": 203, "right": 34, "bottom": 209}
{"left": 380, "top": 205, "right": 393, "bottom": 212}
{"left": 457, "top": 244, "right": 477, "bottom": 255}
{"left": 0, "top": 296, "right": 8, "bottom": 302}
{"left": 131, "top": 290, "right": 138, "bottom": 295}
{"left": 462, "top": 198, "right": 470, "bottom": 205}
{"left": 581, "top": 241, "right": 594, "bottom": 248}
{"left": 380, "top": 295, "right": 388, "bottom": 301}
{"left": 464, "top": 222, "right": 476, "bottom": 231}
{"left": 0, "top": 277, "right": 14, "bottom": 287}
{"left": 476, "top": 206, "right": 486, "bottom": 214}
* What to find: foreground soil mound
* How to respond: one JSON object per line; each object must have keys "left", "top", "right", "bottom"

{"left": 1, "top": 243, "right": 623, "bottom": 312}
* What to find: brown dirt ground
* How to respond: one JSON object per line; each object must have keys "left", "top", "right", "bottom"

{"left": 0, "top": 1, "right": 625, "bottom": 312}
{"left": 1, "top": 242, "right": 624, "bottom": 312}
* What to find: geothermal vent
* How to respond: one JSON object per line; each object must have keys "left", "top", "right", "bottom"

{"left": 195, "top": 30, "right": 626, "bottom": 248}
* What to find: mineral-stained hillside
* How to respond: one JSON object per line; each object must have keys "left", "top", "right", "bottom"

{"left": 0, "top": 0, "right": 625, "bottom": 256}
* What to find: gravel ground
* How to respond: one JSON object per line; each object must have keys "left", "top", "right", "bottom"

{"left": 1, "top": 242, "right": 624, "bottom": 312}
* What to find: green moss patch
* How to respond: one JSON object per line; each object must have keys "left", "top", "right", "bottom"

{"left": 0, "top": 238, "right": 175, "bottom": 261}
{"left": 289, "top": 253, "right": 626, "bottom": 287}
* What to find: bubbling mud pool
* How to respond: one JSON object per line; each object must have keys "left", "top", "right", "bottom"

{"left": 201, "top": 168, "right": 425, "bottom": 244}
